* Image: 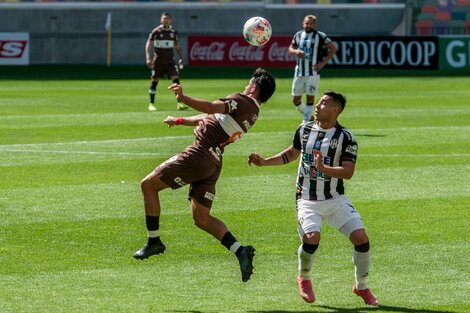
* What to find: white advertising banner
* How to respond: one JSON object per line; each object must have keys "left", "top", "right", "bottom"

{"left": 0, "top": 33, "right": 29, "bottom": 65}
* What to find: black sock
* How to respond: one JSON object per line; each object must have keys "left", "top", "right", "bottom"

{"left": 149, "top": 81, "right": 157, "bottom": 103}
{"left": 221, "top": 232, "right": 237, "bottom": 250}
{"left": 145, "top": 215, "right": 161, "bottom": 245}
{"left": 145, "top": 215, "right": 159, "bottom": 230}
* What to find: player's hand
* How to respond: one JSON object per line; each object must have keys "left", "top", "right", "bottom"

{"left": 297, "top": 49, "right": 305, "bottom": 58}
{"left": 168, "top": 83, "right": 184, "bottom": 102}
{"left": 313, "top": 150, "right": 324, "bottom": 170}
{"left": 163, "top": 116, "right": 177, "bottom": 128}
{"left": 248, "top": 153, "right": 264, "bottom": 166}
{"left": 178, "top": 59, "right": 184, "bottom": 70}
{"left": 314, "top": 62, "right": 325, "bottom": 73}
{"left": 146, "top": 56, "right": 154, "bottom": 69}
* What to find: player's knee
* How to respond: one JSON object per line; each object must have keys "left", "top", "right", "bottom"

{"left": 354, "top": 241, "right": 370, "bottom": 253}
{"left": 303, "top": 231, "right": 320, "bottom": 245}
{"left": 140, "top": 177, "right": 152, "bottom": 192}
{"left": 350, "top": 229, "right": 369, "bottom": 246}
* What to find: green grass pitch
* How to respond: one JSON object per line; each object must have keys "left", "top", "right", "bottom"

{"left": 0, "top": 66, "right": 469, "bottom": 312}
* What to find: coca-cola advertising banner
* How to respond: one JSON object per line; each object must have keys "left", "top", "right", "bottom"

{"left": 188, "top": 35, "right": 439, "bottom": 69}
{"left": 188, "top": 35, "right": 295, "bottom": 67}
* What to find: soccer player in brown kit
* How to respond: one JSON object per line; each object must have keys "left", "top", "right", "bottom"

{"left": 133, "top": 68, "right": 276, "bottom": 282}
{"left": 146, "top": 12, "right": 187, "bottom": 111}
{"left": 248, "top": 90, "right": 378, "bottom": 304}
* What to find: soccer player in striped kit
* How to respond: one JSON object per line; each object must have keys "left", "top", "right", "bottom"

{"left": 288, "top": 15, "right": 337, "bottom": 123}
{"left": 248, "top": 90, "right": 378, "bottom": 306}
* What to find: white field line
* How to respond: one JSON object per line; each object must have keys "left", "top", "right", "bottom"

{"left": 0, "top": 131, "right": 469, "bottom": 158}
{"left": 0, "top": 148, "right": 468, "bottom": 158}
{"left": 2, "top": 125, "right": 470, "bottom": 148}
{"left": 0, "top": 148, "right": 165, "bottom": 156}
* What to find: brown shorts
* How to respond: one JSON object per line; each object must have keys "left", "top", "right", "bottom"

{"left": 151, "top": 61, "right": 179, "bottom": 79}
{"left": 154, "top": 146, "right": 221, "bottom": 209}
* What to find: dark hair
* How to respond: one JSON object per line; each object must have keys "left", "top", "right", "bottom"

{"left": 324, "top": 90, "right": 346, "bottom": 111}
{"left": 161, "top": 12, "right": 171, "bottom": 18}
{"left": 251, "top": 68, "right": 276, "bottom": 103}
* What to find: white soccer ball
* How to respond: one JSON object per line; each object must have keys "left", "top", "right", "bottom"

{"left": 243, "top": 16, "right": 272, "bottom": 46}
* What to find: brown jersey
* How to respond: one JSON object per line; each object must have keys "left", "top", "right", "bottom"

{"left": 193, "top": 93, "right": 260, "bottom": 166}
{"left": 148, "top": 25, "right": 179, "bottom": 64}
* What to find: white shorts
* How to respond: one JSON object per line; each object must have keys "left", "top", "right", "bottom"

{"left": 292, "top": 74, "right": 320, "bottom": 97}
{"left": 296, "top": 195, "right": 364, "bottom": 237}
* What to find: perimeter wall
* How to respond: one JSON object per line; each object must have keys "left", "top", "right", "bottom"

{"left": 0, "top": 3, "right": 406, "bottom": 64}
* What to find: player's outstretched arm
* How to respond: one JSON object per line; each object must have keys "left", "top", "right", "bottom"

{"left": 168, "top": 84, "right": 225, "bottom": 114}
{"left": 249, "top": 145, "right": 300, "bottom": 167}
{"left": 164, "top": 114, "right": 206, "bottom": 127}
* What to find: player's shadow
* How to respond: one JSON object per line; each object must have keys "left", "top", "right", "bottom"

{"left": 248, "top": 305, "right": 458, "bottom": 313}
{"left": 356, "top": 134, "right": 386, "bottom": 137}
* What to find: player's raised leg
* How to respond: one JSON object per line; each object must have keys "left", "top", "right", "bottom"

{"left": 191, "top": 198, "right": 255, "bottom": 282}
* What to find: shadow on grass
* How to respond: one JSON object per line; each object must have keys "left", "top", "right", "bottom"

{"left": 244, "top": 305, "right": 458, "bottom": 313}
{"left": 356, "top": 134, "right": 386, "bottom": 138}
{"left": 168, "top": 306, "right": 457, "bottom": 313}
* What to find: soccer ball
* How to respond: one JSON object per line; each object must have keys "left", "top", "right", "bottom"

{"left": 243, "top": 17, "right": 272, "bottom": 46}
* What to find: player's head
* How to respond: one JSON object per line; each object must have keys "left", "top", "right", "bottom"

{"left": 303, "top": 15, "right": 317, "bottom": 33}
{"left": 323, "top": 90, "right": 346, "bottom": 112}
{"left": 161, "top": 12, "right": 172, "bottom": 26}
{"left": 250, "top": 68, "right": 276, "bottom": 103}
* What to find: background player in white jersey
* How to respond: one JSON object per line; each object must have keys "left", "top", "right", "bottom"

{"left": 145, "top": 12, "right": 187, "bottom": 111}
{"left": 133, "top": 68, "right": 276, "bottom": 283}
{"left": 248, "top": 90, "right": 378, "bottom": 306}
{"left": 288, "top": 15, "right": 337, "bottom": 123}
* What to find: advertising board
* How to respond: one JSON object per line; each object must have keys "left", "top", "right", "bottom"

{"left": 0, "top": 33, "right": 29, "bottom": 65}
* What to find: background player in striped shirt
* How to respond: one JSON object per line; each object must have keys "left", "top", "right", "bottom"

{"left": 133, "top": 68, "right": 276, "bottom": 283}
{"left": 248, "top": 90, "right": 378, "bottom": 306}
{"left": 288, "top": 15, "right": 337, "bottom": 123}
{"left": 145, "top": 12, "right": 187, "bottom": 111}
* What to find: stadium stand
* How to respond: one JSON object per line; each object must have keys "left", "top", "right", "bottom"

{"left": 412, "top": 0, "right": 470, "bottom": 34}
{"left": 0, "top": 0, "right": 406, "bottom": 3}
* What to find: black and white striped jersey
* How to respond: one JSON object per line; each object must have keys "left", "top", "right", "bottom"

{"left": 292, "top": 121, "right": 358, "bottom": 201}
{"left": 291, "top": 30, "right": 332, "bottom": 77}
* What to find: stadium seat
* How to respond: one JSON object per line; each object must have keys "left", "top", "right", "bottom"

{"left": 434, "top": 20, "right": 449, "bottom": 34}
{"left": 465, "top": 19, "right": 470, "bottom": 33}
{"left": 456, "top": 0, "right": 470, "bottom": 6}
{"left": 421, "top": 4, "right": 439, "bottom": 14}
{"left": 416, "top": 19, "right": 433, "bottom": 35}
{"left": 434, "top": 11, "right": 451, "bottom": 21}
{"left": 417, "top": 12, "right": 435, "bottom": 20}
{"left": 447, "top": 19, "right": 466, "bottom": 34}
{"left": 452, "top": 10, "right": 468, "bottom": 21}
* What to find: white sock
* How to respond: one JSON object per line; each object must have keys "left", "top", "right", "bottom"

{"left": 148, "top": 230, "right": 160, "bottom": 238}
{"left": 229, "top": 242, "right": 242, "bottom": 254}
{"left": 353, "top": 249, "right": 371, "bottom": 290}
{"left": 296, "top": 101, "right": 306, "bottom": 114}
{"left": 303, "top": 104, "right": 314, "bottom": 122}
{"left": 298, "top": 244, "right": 316, "bottom": 279}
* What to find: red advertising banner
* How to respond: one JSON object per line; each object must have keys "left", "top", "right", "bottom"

{"left": 188, "top": 35, "right": 296, "bottom": 67}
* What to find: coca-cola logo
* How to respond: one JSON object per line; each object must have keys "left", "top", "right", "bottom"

{"left": 229, "top": 42, "right": 264, "bottom": 61}
{"left": 190, "top": 41, "right": 225, "bottom": 61}
{"left": 268, "top": 42, "right": 296, "bottom": 62}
